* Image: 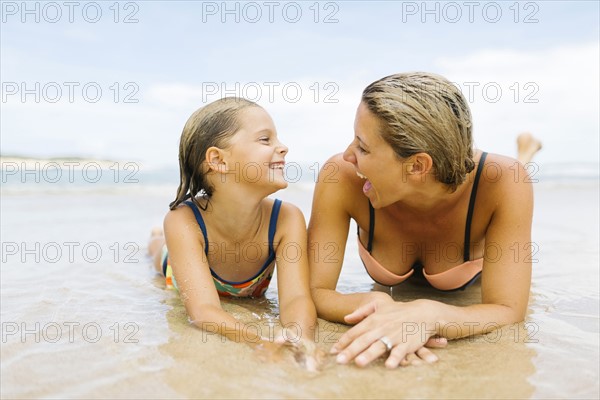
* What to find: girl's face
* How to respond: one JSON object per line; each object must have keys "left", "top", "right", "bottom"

{"left": 225, "top": 106, "right": 289, "bottom": 190}
{"left": 343, "top": 102, "right": 408, "bottom": 208}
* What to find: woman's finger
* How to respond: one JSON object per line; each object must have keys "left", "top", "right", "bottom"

{"left": 404, "top": 352, "right": 423, "bottom": 366}
{"left": 334, "top": 329, "right": 382, "bottom": 364}
{"left": 416, "top": 347, "right": 438, "bottom": 363}
{"left": 425, "top": 336, "right": 447, "bottom": 348}
{"left": 385, "top": 345, "right": 409, "bottom": 369}
{"left": 354, "top": 337, "right": 392, "bottom": 367}
{"left": 343, "top": 301, "right": 378, "bottom": 325}
{"left": 331, "top": 314, "right": 377, "bottom": 354}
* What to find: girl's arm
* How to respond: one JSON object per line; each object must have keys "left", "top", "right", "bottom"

{"left": 274, "top": 202, "right": 317, "bottom": 342}
{"left": 164, "top": 206, "right": 266, "bottom": 344}
{"left": 308, "top": 154, "right": 394, "bottom": 323}
{"left": 332, "top": 157, "right": 534, "bottom": 368}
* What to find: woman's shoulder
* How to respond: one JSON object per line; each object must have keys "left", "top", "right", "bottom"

{"left": 477, "top": 151, "right": 534, "bottom": 205}
{"left": 479, "top": 152, "right": 533, "bottom": 187}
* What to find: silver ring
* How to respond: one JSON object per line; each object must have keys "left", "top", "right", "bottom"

{"left": 379, "top": 336, "right": 393, "bottom": 352}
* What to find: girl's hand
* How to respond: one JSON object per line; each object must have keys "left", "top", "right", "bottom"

{"left": 252, "top": 337, "right": 288, "bottom": 363}
{"left": 272, "top": 328, "right": 326, "bottom": 372}
{"left": 289, "top": 339, "right": 327, "bottom": 372}
{"left": 330, "top": 299, "right": 446, "bottom": 368}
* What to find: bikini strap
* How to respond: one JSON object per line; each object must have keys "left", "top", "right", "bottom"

{"left": 268, "top": 199, "right": 283, "bottom": 256}
{"left": 356, "top": 200, "right": 376, "bottom": 253}
{"left": 464, "top": 152, "right": 488, "bottom": 261}
{"left": 183, "top": 200, "right": 209, "bottom": 257}
{"left": 367, "top": 201, "right": 375, "bottom": 252}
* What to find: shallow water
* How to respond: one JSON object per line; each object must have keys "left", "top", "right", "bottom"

{"left": 1, "top": 179, "right": 598, "bottom": 399}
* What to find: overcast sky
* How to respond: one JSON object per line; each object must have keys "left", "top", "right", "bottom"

{"left": 2, "top": 1, "right": 598, "bottom": 170}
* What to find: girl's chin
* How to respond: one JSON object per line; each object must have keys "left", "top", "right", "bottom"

{"left": 274, "top": 180, "right": 289, "bottom": 190}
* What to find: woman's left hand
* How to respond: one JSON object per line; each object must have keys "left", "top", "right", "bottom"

{"left": 330, "top": 299, "right": 445, "bottom": 368}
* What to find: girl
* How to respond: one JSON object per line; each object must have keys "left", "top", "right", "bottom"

{"left": 148, "top": 98, "right": 318, "bottom": 364}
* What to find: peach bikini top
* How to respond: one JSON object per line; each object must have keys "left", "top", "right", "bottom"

{"left": 357, "top": 152, "right": 487, "bottom": 291}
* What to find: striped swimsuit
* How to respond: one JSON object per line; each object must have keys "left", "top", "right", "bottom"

{"left": 162, "top": 199, "right": 282, "bottom": 298}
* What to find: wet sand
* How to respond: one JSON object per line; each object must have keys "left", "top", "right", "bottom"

{"left": 1, "top": 180, "right": 598, "bottom": 399}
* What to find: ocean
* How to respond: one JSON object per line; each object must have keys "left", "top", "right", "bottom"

{"left": 1, "top": 159, "right": 599, "bottom": 398}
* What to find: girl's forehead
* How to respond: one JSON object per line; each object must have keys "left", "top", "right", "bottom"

{"left": 228, "top": 107, "right": 276, "bottom": 143}
{"left": 237, "top": 107, "right": 276, "bottom": 132}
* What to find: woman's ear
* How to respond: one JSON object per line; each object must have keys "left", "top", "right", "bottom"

{"left": 409, "top": 153, "right": 433, "bottom": 175}
{"left": 205, "top": 147, "right": 227, "bottom": 173}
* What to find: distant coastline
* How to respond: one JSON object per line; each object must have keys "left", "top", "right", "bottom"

{"left": 1, "top": 154, "right": 597, "bottom": 182}
{"left": 0, "top": 155, "right": 130, "bottom": 169}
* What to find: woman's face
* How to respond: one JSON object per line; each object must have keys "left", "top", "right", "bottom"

{"left": 343, "top": 102, "right": 408, "bottom": 208}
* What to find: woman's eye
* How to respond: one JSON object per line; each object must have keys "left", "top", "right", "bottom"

{"left": 259, "top": 137, "right": 270, "bottom": 143}
{"left": 357, "top": 144, "right": 368, "bottom": 154}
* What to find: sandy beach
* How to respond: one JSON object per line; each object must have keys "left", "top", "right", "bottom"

{"left": 1, "top": 165, "right": 598, "bottom": 399}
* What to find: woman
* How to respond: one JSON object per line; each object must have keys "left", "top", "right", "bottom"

{"left": 308, "top": 72, "right": 538, "bottom": 369}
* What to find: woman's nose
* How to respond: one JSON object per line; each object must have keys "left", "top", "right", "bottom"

{"left": 343, "top": 143, "right": 356, "bottom": 165}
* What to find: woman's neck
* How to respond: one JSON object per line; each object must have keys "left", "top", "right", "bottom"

{"left": 391, "top": 178, "right": 470, "bottom": 218}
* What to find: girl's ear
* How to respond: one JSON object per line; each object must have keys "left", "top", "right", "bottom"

{"left": 205, "top": 147, "right": 227, "bottom": 173}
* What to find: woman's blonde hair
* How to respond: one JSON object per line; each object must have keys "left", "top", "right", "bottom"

{"left": 361, "top": 72, "right": 475, "bottom": 191}
{"left": 169, "top": 97, "right": 260, "bottom": 210}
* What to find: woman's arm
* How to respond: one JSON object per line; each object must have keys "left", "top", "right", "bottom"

{"left": 164, "top": 207, "right": 267, "bottom": 344}
{"left": 332, "top": 158, "right": 534, "bottom": 367}
{"left": 308, "top": 154, "right": 394, "bottom": 323}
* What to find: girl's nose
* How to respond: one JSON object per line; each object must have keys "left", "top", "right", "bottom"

{"left": 278, "top": 141, "right": 288, "bottom": 155}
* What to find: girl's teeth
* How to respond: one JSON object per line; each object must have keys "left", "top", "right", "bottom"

{"left": 356, "top": 171, "right": 367, "bottom": 179}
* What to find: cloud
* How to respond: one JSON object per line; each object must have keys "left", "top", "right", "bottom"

{"left": 3, "top": 41, "right": 598, "bottom": 169}
{"left": 435, "top": 42, "right": 599, "bottom": 164}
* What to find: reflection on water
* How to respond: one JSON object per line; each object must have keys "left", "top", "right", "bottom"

{"left": 1, "top": 181, "right": 598, "bottom": 399}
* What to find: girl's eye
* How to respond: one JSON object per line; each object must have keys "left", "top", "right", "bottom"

{"left": 259, "top": 137, "right": 270, "bottom": 143}
{"left": 357, "top": 144, "right": 368, "bottom": 154}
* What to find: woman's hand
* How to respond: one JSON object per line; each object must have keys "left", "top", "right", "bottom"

{"left": 331, "top": 299, "right": 446, "bottom": 368}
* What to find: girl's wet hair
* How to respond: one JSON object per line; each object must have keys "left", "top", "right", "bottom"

{"left": 362, "top": 72, "right": 475, "bottom": 192}
{"left": 169, "top": 97, "right": 260, "bottom": 210}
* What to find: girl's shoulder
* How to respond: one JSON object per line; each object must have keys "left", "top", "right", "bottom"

{"left": 162, "top": 201, "right": 206, "bottom": 245}
{"left": 262, "top": 198, "right": 306, "bottom": 239}
{"left": 262, "top": 198, "right": 305, "bottom": 224}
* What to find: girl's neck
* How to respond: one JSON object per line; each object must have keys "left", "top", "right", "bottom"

{"left": 200, "top": 187, "right": 268, "bottom": 241}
